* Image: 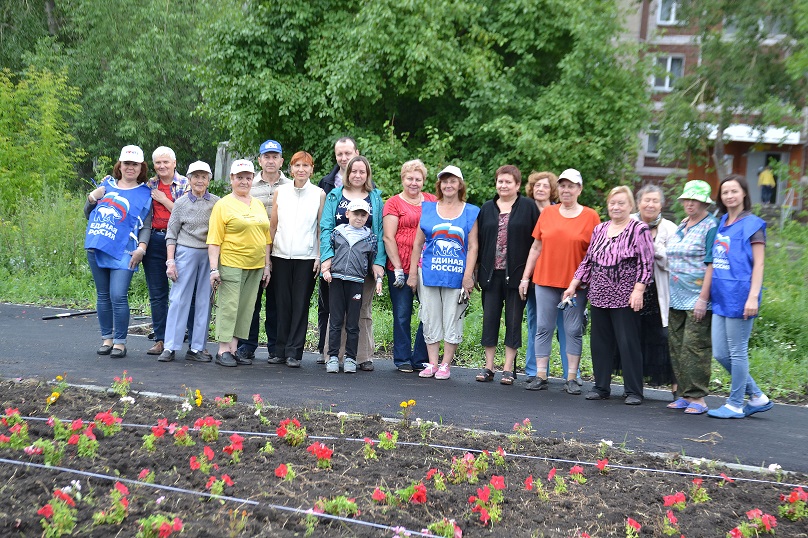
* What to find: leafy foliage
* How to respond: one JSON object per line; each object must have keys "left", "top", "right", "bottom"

{"left": 199, "top": 0, "right": 649, "bottom": 204}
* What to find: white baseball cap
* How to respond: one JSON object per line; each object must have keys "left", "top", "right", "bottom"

{"left": 230, "top": 159, "right": 255, "bottom": 175}
{"left": 119, "top": 145, "right": 145, "bottom": 163}
{"left": 437, "top": 165, "right": 464, "bottom": 181}
{"left": 346, "top": 199, "right": 370, "bottom": 213}
{"left": 187, "top": 161, "right": 212, "bottom": 176}
{"left": 558, "top": 168, "right": 583, "bottom": 185}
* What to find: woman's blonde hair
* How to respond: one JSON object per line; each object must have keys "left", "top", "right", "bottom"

{"left": 525, "top": 171, "right": 558, "bottom": 202}
{"left": 607, "top": 185, "right": 636, "bottom": 211}
{"left": 400, "top": 159, "right": 428, "bottom": 181}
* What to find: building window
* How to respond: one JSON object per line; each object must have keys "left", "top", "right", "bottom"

{"left": 646, "top": 128, "right": 661, "bottom": 156}
{"left": 653, "top": 56, "right": 684, "bottom": 91}
{"left": 658, "top": 0, "right": 679, "bottom": 25}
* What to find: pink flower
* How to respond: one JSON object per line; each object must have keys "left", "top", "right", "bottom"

{"left": 596, "top": 459, "right": 608, "bottom": 471}
{"left": 172, "top": 518, "right": 183, "bottom": 531}
{"left": 666, "top": 510, "right": 678, "bottom": 525}
{"left": 190, "top": 456, "right": 200, "bottom": 470}
{"left": 569, "top": 465, "right": 584, "bottom": 476}
{"left": 692, "top": 477, "right": 703, "bottom": 486}
{"left": 24, "top": 445, "right": 43, "bottom": 455}
{"left": 476, "top": 485, "right": 490, "bottom": 503}
{"left": 478, "top": 507, "right": 490, "bottom": 524}
{"left": 626, "top": 517, "right": 641, "bottom": 531}
{"left": 46, "top": 417, "right": 55, "bottom": 427}
{"left": 746, "top": 508, "right": 763, "bottom": 521}
{"left": 760, "top": 513, "right": 777, "bottom": 531}
{"left": 729, "top": 527, "right": 743, "bottom": 538}
{"left": 547, "top": 468, "right": 557, "bottom": 481}
{"left": 114, "top": 482, "right": 129, "bottom": 496}
{"left": 490, "top": 475, "right": 505, "bottom": 490}
{"left": 203, "top": 446, "right": 215, "bottom": 461}
{"left": 138, "top": 468, "right": 151, "bottom": 479}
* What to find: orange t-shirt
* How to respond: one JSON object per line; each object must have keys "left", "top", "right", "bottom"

{"left": 531, "top": 205, "right": 601, "bottom": 288}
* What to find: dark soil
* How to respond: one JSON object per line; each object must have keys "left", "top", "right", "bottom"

{"left": 1, "top": 377, "right": 806, "bottom": 537}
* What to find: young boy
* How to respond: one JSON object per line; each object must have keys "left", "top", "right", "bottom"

{"left": 320, "top": 199, "right": 381, "bottom": 373}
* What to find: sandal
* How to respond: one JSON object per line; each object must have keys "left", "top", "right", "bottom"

{"left": 475, "top": 369, "right": 495, "bottom": 382}
{"left": 667, "top": 397, "right": 690, "bottom": 409}
{"left": 500, "top": 371, "right": 515, "bottom": 385}
{"left": 684, "top": 402, "right": 709, "bottom": 415}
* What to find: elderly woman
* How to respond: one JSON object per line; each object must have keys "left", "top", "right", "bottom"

{"left": 632, "top": 185, "right": 678, "bottom": 390}
{"left": 520, "top": 169, "right": 600, "bottom": 393}
{"left": 320, "top": 155, "right": 386, "bottom": 372}
{"left": 143, "top": 146, "right": 189, "bottom": 356}
{"left": 382, "top": 159, "right": 436, "bottom": 373}
{"left": 269, "top": 151, "right": 325, "bottom": 368}
{"left": 666, "top": 180, "right": 717, "bottom": 415}
{"left": 707, "top": 175, "right": 772, "bottom": 419}
{"left": 207, "top": 159, "right": 271, "bottom": 367}
{"left": 408, "top": 165, "right": 479, "bottom": 380}
{"left": 475, "top": 165, "right": 539, "bottom": 385}
{"left": 157, "top": 161, "right": 220, "bottom": 363}
{"left": 84, "top": 145, "right": 153, "bottom": 359}
{"left": 563, "top": 185, "right": 654, "bottom": 405}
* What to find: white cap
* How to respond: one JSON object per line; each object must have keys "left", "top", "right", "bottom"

{"left": 437, "top": 165, "right": 464, "bottom": 181}
{"left": 230, "top": 159, "right": 255, "bottom": 175}
{"left": 119, "top": 145, "right": 145, "bottom": 163}
{"left": 346, "top": 199, "right": 371, "bottom": 213}
{"left": 187, "top": 161, "right": 212, "bottom": 176}
{"left": 558, "top": 168, "right": 583, "bottom": 185}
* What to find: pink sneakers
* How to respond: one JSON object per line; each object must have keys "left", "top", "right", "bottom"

{"left": 419, "top": 363, "right": 438, "bottom": 378}
{"left": 435, "top": 363, "right": 451, "bottom": 380}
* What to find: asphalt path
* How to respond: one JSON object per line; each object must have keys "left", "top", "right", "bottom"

{"left": 1, "top": 303, "right": 806, "bottom": 473}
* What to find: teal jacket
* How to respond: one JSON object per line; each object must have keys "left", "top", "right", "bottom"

{"left": 320, "top": 186, "right": 386, "bottom": 268}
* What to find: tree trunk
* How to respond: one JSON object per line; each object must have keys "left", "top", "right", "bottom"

{"left": 44, "top": 0, "right": 58, "bottom": 35}
{"left": 711, "top": 119, "right": 728, "bottom": 181}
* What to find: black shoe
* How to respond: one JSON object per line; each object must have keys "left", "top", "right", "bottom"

{"left": 110, "top": 346, "right": 126, "bottom": 359}
{"left": 563, "top": 380, "right": 582, "bottom": 395}
{"left": 157, "top": 349, "right": 175, "bottom": 362}
{"left": 97, "top": 344, "right": 113, "bottom": 355}
{"left": 215, "top": 352, "right": 237, "bottom": 367}
{"left": 285, "top": 357, "right": 301, "bottom": 368}
{"left": 625, "top": 395, "right": 643, "bottom": 405}
{"left": 234, "top": 349, "right": 253, "bottom": 365}
{"left": 524, "top": 376, "right": 535, "bottom": 384}
{"left": 358, "top": 361, "right": 374, "bottom": 371}
{"left": 316, "top": 355, "right": 327, "bottom": 364}
{"left": 185, "top": 349, "right": 213, "bottom": 362}
{"left": 525, "top": 378, "right": 548, "bottom": 391}
{"left": 396, "top": 363, "right": 414, "bottom": 373}
{"left": 267, "top": 355, "right": 286, "bottom": 364}
{"left": 585, "top": 390, "right": 609, "bottom": 400}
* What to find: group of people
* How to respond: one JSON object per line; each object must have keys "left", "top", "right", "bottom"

{"left": 83, "top": 139, "right": 773, "bottom": 418}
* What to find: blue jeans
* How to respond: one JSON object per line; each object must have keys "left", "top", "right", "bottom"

{"left": 525, "top": 288, "right": 571, "bottom": 378}
{"left": 87, "top": 249, "right": 134, "bottom": 344}
{"left": 386, "top": 268, "right": 427, "bottom": 368}
{"left": 142, "top": 230, "right": 170, "bottom": 342}
{"left": 712, "top": 314, "right": 762, "bottom": 408}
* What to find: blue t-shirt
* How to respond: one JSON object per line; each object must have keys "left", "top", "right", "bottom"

{"left": 711, "top": 213, "right": 766, "bottom": 318}
{"left": 334, "top": 195, "right": 373, "bottom": 229}
{"left": 419, "top": 201, "right": 480, "bottom": 289}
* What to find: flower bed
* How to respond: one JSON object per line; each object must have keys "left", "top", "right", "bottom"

{"left": 1, "top": 376, "right": 806, "bottom": 537}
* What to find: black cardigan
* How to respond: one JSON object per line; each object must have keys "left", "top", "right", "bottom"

{"left": 477, "top": 194, "right": 540, "bottom": 290}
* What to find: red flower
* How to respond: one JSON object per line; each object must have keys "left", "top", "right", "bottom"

{"left": 158, "top": 522, "right": 173, "bottom": 538}
{"left": 626, "top": 517, "right": 641, "bottom": 531}
{"left": 760, "top": 513, "right": 777, "bottom": 531}
{"left": 496, "top": 446, "right": 506, "bottom": 457}
{"left": 666, "top": 510, "right": 678, "bottom": 525}
{"left": 372, "top": 488, "right": 387, "bottom": 502}
{"left": 276, "top": 425, "right": 287, "bottom": 437}
{"left": 205, "top": 476, "right": 216, "bottom": 489}
{"left": 0, "top": 435, "right": 10, "bottom": 443}
{"left": 120, "top": 497, "right": 129, "bottom": 508}
{"left": 70, "top": 418, "right": 84, "bottom": 431}
{"left": 114, "top": 482, "right": 129, "bottom": 496}
{"left": 524, "top": 475, "right": 534, "bottom": 491}
{"left": 596, "top": 459, "right": 608, "bottom": 471}
{"left": 84, "top": 426, "right": 96, "bottom": 441}
{"left": 547, "top": 468, "right": 557, "bottom": 481}
{"left": 468, "top": 495, "right": 477, "bottom": 504}
{"left": 426, "top": 468, "right": 439, "bottom": 480}
{"left": 172, "top": 518, "right": 183, "bottom": 531}
{"left": 275, "top": 464, "right": 288, "bottom": 478}
{"left": 222, "top": 474, "right": 234, "bottom": 487}
{"left": 476, "top": 485, "right": 490, "bottom": 503}
{"left": 490, "top": 475, "right": 505, "bottom": 490}
{"left": 569, "top": 465, "right": 584, "bottom": 476}
{"left": 37, "top": 504, "right": 53, "bottom": 518}
{"left": 190, "top": 456, "right": 200, "bottom": 470}
{"left": 139, "top": 468, "right": 151, "bottom": 479}
{"left": 746, "top": 508, "right": 763, "bottom": 521}
{"left": 229, "top": 433, "right": 244, "bottom": 448}
{"left": 9, "top": 423, "right": 22, "bottom": 434}
{"left": 67, "top": 434, "right": 79, "bottom": 445}
{"left": 363, "top": 437, "right": 374, "bottom": 445}
{"left": 223, "top": 445, "right": 235, "bottom": 455}
{"left": 729, "top": 527, "right": 743, "bottom": 538}
{"left": 692, "top": 477, "right": 703, "bottom": 486}
{"left": 46, "top": 417, "right": 55, "bottom": 427}
{"left": 478, "top": 507, "right": 490, "bottom": 524}
{"left": 53, "top": 489, "right": 75, "bottom": 506}
{"left": 720, "top": 472, "right": 735, "bottom": 483}
{"left": 410, "top": 483, "right": 427, "bottom": 504}
{"left": 203, "top": 446, "right": 215, "bottom": 461}
{"left": 664, "top": 491, "right": 686, "bottom": 507}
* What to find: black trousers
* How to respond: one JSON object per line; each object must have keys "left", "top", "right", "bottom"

{"left": 327, "top": 279, "right": 364, "bottom": 359}
{"left": 272, "top": 257, "right": 317, "bottom": 361}
{"left": 480, "top": 270, "right": 526, "bottom": 349}
{"left": 317, "top": 276, "right": 329, "bottom": 354}
{"left": 589, "top": 306, "right": 644, "bottom": 399}
{"left": 238, "top": 269, "right": 278, "bottom": 355}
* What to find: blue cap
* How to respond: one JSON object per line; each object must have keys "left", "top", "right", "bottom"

{"left": 259, "top": 139, "right": 282, "bottom": 155}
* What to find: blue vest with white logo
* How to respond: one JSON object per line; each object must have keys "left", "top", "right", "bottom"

{"left": 711, "top": 213, "right": 766, "bottom": 318}
{"left": 419, "top": 201, "right": 479, "bottom": 289}
{"left": 84, "top": 176, "right": 152, "bottom": 271}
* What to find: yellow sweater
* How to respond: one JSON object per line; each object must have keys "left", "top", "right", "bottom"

{"left": 207, "top": 194, "right": 271, "bottom": 269}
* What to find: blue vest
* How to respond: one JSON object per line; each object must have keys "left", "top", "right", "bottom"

{"left": 711, "top": 213, "right": 766, "bottom": 318}
{"left": 419, "top": 201, "right": 480, "bottom": 289}
{"left": 84, "top": 177, "right": 152, "bottom": 271}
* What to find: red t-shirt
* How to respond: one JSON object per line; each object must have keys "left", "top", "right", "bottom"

{"left": 531, "top": 205, "right": 601, "bottom": 288}
{"left": 382, "top": 192, "right": 437, "bottom": 272}
{"left": 151, "top": 181, "right": 174, "bottom": 230}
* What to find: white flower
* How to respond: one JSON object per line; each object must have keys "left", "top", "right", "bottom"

{"left": 600, "top": 439, "right": 613, "bottom": 447}
{"left": 254, "top": 409, "right": 261, "bottom": 416}
{"left": 120, "top": 396, "right": 135, "bottom": 405}
{"left": 768, "top": 463, "right": 782, "bottom": 472}
{"left": 61, "top": 485, "right": 72, "bottom": 494}
{"left": 181, "top": 401, "right": 192, "bottom": 412}
{"left": 336, "top": 412, "right": 348, "bottom": 418}
{"left": 71, "top": 480, "right": 81, "bottom": 491}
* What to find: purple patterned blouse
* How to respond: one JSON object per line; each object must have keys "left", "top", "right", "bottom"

{"left": 573, "top": 219, "right": 655, "bottom": 309}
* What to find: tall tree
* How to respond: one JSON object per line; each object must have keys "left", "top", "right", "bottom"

{"left": 656, "top": 0, "right": 806, "bottom": 179}
{"left": 199, "top": 0, "right": 650, "bottom": 204}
